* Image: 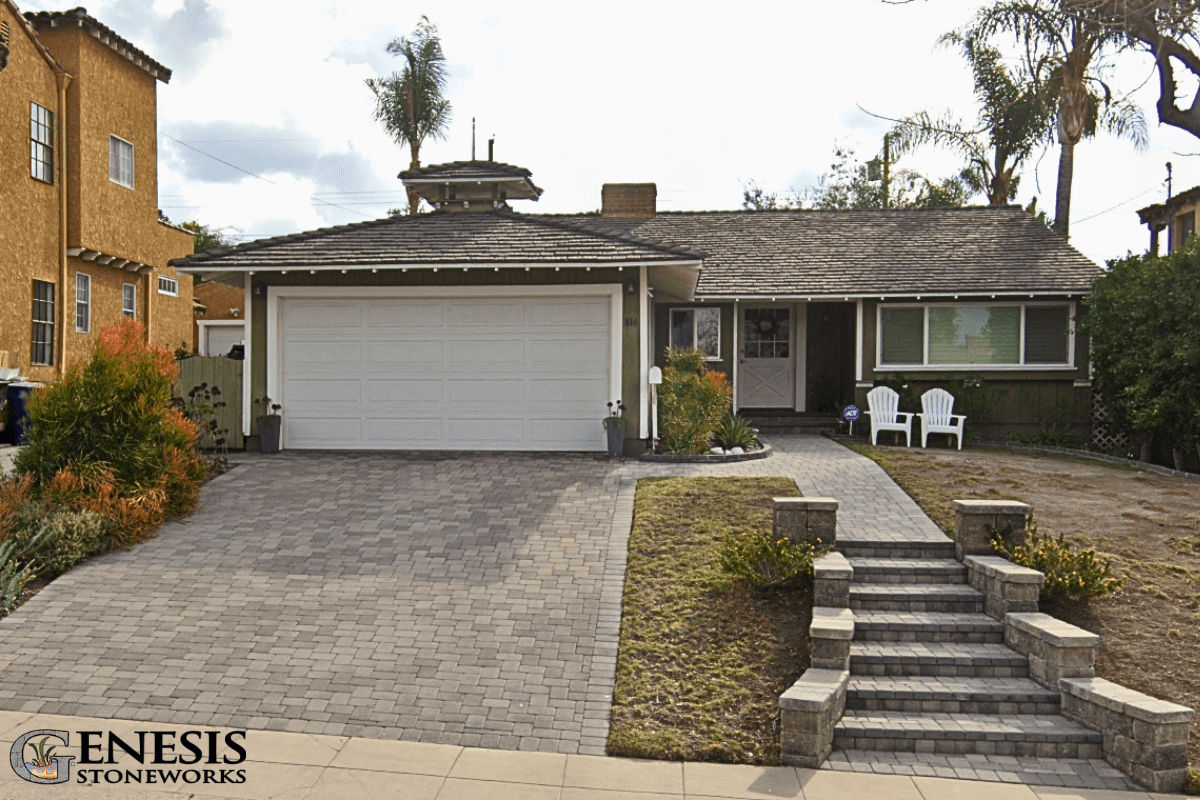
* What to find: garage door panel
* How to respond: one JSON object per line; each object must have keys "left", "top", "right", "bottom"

{"left": 365, "top": 417, "right": 445, "bottom": 443}
{"left": 447, "top": 340, "right": 524, "bottom": 366}
{"left": 529, "top": 338, "right": 608, "bottom": 366}
{"left": 364, "top": 340, "right": 443, "bottom": 366}
{"left": 286, "top": 300, "right": 364, "bottom": 329}
{"left": 528, "top": 378, "right": 608, "bottom": 404}
{"left": 287, "top": 417, "right": 361, "bottom": 445}
{"left": 285, "top": 378, "right": 362, "bottom": 404}
{"left": 280, "top": 294, "right": 613, "bottom": 451}
{"left": 365, "top": 301, "right": 445, "bottom": 328}
{"left": 448, "top": 418, "right": 525, "bottom": 444}
{"left": 448, "top": 379, "right": 524, "bottom": 404}
{"left": 364, "top": 379, "right": 443, "bottom": 404}
{"left": 449, "top": 300, "right": 526, "bottom": 327}
{"left": 528, "top": 299, "right": 608, "bottom": 326}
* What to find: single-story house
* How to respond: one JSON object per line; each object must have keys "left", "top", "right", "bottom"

{"left": 172, "top": 160, "right": 1102, "bottom": 453}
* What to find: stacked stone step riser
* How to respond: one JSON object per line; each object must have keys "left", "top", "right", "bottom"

{"left": 846, "top": 697, "right": 1060, "bottom": 714}
{"left": 838, "top": 543, "right": 955, "bottom": 560}
{"left": 851, "top": 661, "right": 1029, "bottom": 678}
{"left": 854, "top": 626, "right": 1002, "bottom": 644}
{"left": 832, "top": 735, "right": 1101, "bottom": 759}
{"left": 849, "top": 597, "right": 984, "bottom": 613}
{"left": 844, "top": 561, "right": 964, "bottom": 585}
{"left": 852, "top": 612, "right": 1004, "bottom": 644}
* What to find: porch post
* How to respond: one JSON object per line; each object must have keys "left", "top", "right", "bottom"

{"left": 855, "top": 299, "right": 864, "bottom": 382}
{"left": 639, "top": 265, "right": 649, "bottom": 439}
{"left": 242, "top": 272, "right": 253, "bottom": 437}
{"left": 732, "top": 299, "right": 739, "bottom": 413}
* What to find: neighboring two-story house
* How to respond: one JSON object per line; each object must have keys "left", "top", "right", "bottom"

{"left": 0, "top": 2, "right": 193, "bottom": 383}
{"left": 1136, "top": 187, "right": 1200, "bottom": 255}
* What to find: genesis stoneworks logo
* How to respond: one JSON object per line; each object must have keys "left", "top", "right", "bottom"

{"left": 10, "top": 728, "right": 247, "bottom": 787}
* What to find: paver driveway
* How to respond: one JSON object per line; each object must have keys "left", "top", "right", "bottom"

{"left": 0, "top": 436, "right": 938, "bottom": 756}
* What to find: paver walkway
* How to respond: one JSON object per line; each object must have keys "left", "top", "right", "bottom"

{"left": 0, "top": 436, "right": 1150, "bottom": 791}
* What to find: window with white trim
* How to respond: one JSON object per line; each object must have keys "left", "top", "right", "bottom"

{"left": 31, "top": 103, "right": 54, "bottom": 183}
{"left": 109, "top": 135, "right": 134, "bottom": 188}
{"left": 75, "top": 273, "right": 90, "bottom": 332}
{"left": 669, "top": 307, "right": 721, "bottom": 360}
{"left": 877, "top": 302, "right": 1073, "bottom": 369}
{"left": 31, "top": 280, "right": 55, "bottom": 366}
{"left": 157, "top": 276, "right": 178, "bottom": 296}
{"left": 122, "top": 283, "right": 137, "bottom": 319}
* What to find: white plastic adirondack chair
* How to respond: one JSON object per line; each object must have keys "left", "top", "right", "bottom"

{"left": 865, "top": 386, "right": 913, "bottom": 446}
{"left": 918, "top": 388, "right": 967, "bottom": 449}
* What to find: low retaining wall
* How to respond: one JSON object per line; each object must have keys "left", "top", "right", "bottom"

{"left": 780, "top": 668, "right": 849, "bottom": 769}
{"left": 773, "top": 497, "right": 838, "bottom": 548}
{"left": 952, "top": 499, "right": 1031, "bottom": 562}
{"left": 1060, "top": 678, "right": 1195, "bottom": 792}
{"left": 964, "top": 555, "right": 1043, "bottom": 620}
{"left": 1003, "top": 612, "right": 1099, "bottom": 690}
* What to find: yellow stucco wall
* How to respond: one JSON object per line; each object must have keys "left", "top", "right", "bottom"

{"left": 0, "top": 12, "right": 193, "bottom": 380}
{"left": 0, "top": 5, "right": 63, "bottom": 382}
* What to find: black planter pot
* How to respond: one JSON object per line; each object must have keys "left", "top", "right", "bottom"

{"left": 603, "top": 420, "right": 625, "bottom": 458}
{"left": 259, "top": 415, "right": 282, "bottom": 454}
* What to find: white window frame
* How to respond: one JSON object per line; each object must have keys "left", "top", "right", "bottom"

{"left": 122, "top": 283, "right": 137, "bottom": 319}
{"left": 109, "top": 134, "right": 134, "bottom": 189}
{"left": 875, "top": 300, "right": 1075, "bottom": 371}
{"left": 75, "top": 273, "right": 91, "bottom": 333}
{"left": 157, "top": 276, "right": 179, "bottom": 296}
{"left": 31, "top": 103, "right": 55, "bottom": 184}
{"left": 669, "top": 306, "right": 722, "bottom": 361}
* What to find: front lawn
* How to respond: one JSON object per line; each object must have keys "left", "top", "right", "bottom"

{"left": 844, "top": 442, "right": 1200, "bottom": 771}
{"left": 608, "top": 476, "right": 810, "bottom": 765}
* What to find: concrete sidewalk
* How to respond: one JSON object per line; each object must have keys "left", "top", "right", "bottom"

{"left": 0, "top": 713, "right": 1175, "bottom": 800}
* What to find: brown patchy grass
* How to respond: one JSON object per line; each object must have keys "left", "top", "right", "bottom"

{"left": 844, "top": 442, "right": 1200, "bottom": 771}
{"left": 608, "top": 477, "right": 810, "bottom": 765}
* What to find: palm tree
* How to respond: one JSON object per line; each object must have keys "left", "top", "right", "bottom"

{"left": 365, "top": 17, "right": 452, "bottom": 215}
{"left": 889, "top": 32, "right": 1056, "bottom": 206}
{"left": 971, "top": 1, "right": 1148, "bottom": 237}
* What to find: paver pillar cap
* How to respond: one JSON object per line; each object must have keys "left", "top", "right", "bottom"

{"left": 953, "top": 500, "right": 1032, "bottom": 515}
{"left": 774, "top": 497, "right": 839, "bottom": 511}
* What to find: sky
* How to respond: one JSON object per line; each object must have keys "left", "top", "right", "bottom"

{"left": 19, "top": 0, "right": 1200, "bottom": 265}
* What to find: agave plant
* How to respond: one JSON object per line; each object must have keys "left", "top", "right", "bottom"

{"left": 715, "top": 415, "right": 760, "bottom": 451}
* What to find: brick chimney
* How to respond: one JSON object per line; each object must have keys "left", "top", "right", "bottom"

{"left": 601, "top": 183, "right": 656, "bottom": 218}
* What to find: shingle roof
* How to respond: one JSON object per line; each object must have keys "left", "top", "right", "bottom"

{"left": 171, "top": 210, "right": 699, "bottom": 270}
{"left": 1136, "top": 185, "right": 1200, "bottom": 226}
{"left": 565, "top": 207, "right": 1102, "bottom": 297}
{"left": 24, "top": 6, "right": 171, "bottom": 82}
{"left": 399, "top": 161, "right": 534, "bottom": 181}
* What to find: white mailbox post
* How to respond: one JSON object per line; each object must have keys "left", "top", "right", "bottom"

{"left": 648, "top": 366, "right": 663, "bottom": 448}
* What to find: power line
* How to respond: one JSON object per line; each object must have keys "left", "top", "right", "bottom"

{"left": 1072, "top": 185, "right": 1159, "bottom": 226}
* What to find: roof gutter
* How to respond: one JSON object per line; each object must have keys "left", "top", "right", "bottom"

{"left": 694, "top": 290, "right": 1091, "bottom": 301}
{"left": 173, "top": 259, "right": 703, "bottom": 275}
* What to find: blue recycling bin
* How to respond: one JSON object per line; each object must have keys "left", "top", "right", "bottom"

{"left": 3, "top": 382, "right": 39, "bottom": 445}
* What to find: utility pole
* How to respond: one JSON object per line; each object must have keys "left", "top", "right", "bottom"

{"left": 883, "top": 133, "right": 891, "bottom": 210}
{"left": 1166, "top": 161, "right": 1174, "bottom": 201}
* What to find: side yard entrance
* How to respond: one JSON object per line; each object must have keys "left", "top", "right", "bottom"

{"left": 177, "top": 356, "right": 243, "bottom": 450}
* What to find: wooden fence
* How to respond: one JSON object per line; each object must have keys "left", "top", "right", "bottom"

{"left": 176, "top": 356, "right": 244, "bottom": 450}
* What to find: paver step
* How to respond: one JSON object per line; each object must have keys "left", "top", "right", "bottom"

{"left": 846, "top": 676, "right": 1059, "bottom": 714}
{"left": 834, "top": 711, "right": 1101, "bottom": 758}
{"left": 837, "top": 539, "right": 955, "bottom": 560}
{"left": 850, "top": 641, "right": 1027, "bottom": 678}
{"left": 849, "top": 584, "right": 983, "bottom": 613}
{"left": 846, "top": 557, "right": 967, "bottom": 585}
{"left": 851, "top": 611, "right": 1003, "bottom": 643}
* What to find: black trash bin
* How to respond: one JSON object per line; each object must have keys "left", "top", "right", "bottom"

{"left": 4, "top": 382, "right": 40, "bottom": 445}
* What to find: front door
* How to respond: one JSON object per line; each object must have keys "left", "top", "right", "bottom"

{"left": 739, "top": 305, "right": 795, "bottom": 408}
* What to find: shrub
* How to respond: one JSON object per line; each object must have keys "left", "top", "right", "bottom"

{"left": 1007, "top": 425, "right": 1081, "bottom": 448}
{"left": 657, "top": 348, "right": 732, "bottom": 454}
{"left": 0, "top": 497, "right": 112, "bottom": 611}
{"left": 991, "top": 517, "right": 1125, "bottom": 601}
{"left": 714, "top": 415, "right": 759, "bottom": 451}
{"left": 12, "top": 319, "right": 206, "bottom": 541}
{"left": 717, "top": 532, "right": 825, "bottom": 589}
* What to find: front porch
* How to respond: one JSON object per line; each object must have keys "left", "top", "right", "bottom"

{"left": 653, "top": 299, "right": 858, "bottom": 415}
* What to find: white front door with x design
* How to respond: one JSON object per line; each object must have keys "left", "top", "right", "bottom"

{"left": 739, "top": 305, "right": 795, "bottom": 408}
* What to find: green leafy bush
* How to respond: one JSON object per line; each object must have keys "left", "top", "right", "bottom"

{"left": 714, "top": 415, "right": 759, "bottom": 451}
{"left": 1006, "top": 424, "right": 1081, "bottom": 448}
{"left": 12, "top": 319, "right": 206, "bottom": 541}
{"left": 657, "top": 348, "right": 732, "bottom": 454}
{"left": 0, "top": 501, "right": 112, "bottom": 611}
{"left": 991, "top": 517, "right": 1125, "bottom": 601}
{"left": 717, "top": 532, "right": 825, "bottom": 589}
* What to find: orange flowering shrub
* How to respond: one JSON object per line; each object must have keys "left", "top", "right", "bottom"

{"left": 11, "top": 319, "right": 206, "bottom": 543}
{"left": 657, "top": 348, "right": 733, "bottom": 454}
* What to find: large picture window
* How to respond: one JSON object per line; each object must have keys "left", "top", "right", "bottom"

{"left": 877, "top": 302, "right": 1073, "bottom": 369}
{"left": 670, "top": 307, "right": 721, "bottom": 360}
{"left": 32, "top": 280, "right": 55, "bottom": 366}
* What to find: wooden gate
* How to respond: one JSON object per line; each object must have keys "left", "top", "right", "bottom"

{"left": 176, "top": 356, "right": 244, "bottom": 450}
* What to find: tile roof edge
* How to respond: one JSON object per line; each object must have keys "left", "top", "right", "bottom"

{"left": 24, "top": 6, "right": 171, "bottom": 81}
{"left": 516, "top": 213, "right": 703, "bottom": 259}
{"left": 171, "top": 214, "right": 402, "bottom": 265}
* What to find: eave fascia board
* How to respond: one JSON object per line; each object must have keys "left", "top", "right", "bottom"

{"left": 694, "top": 289, "right": 1090, "bottom": 301}
{"left": 174, "top": 259, "right": 703, "bottom": 275}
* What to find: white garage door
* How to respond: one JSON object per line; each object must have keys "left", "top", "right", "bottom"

{"left": 204, "top": 324, "right": 245, "bottom": 357}
{"left": 278, "top": 295, "right": 615, "bottom": 451}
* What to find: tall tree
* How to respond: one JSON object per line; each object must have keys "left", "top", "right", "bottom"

{"left": 970, "top": 1, "right": 1147, "bottom": 237}
{"left": 1060, "top": 1, "right": 1200, "bottom": 140}
{"left": 180, "top": 220, "right": 235, "bottom": 252}
{"left": 365, "top": 17, "right": 452, "bottom": 215}
{"left": 742, "top": 144, "right": 972, "bottom": 210}
{"left": 887, "top": 32, "right": 1056, "bottom": 205}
